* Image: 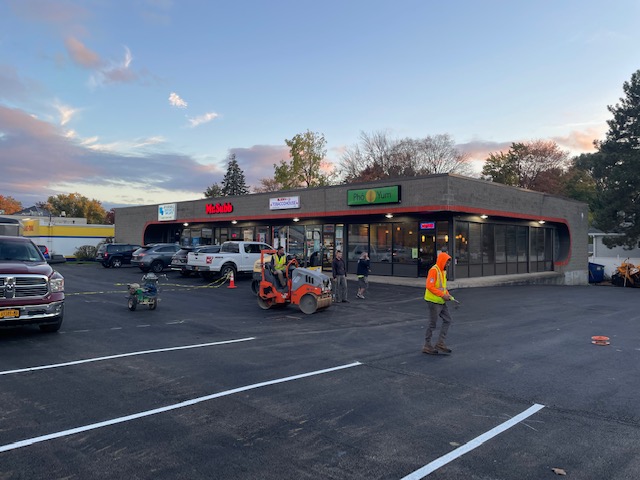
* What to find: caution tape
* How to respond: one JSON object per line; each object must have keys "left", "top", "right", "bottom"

{"left": 69, "top": 272, "right": 232, "bottom": 296}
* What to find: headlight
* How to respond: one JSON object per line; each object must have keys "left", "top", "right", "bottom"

{"left": 50, "top": 277, "right": 65, "bottom": 293}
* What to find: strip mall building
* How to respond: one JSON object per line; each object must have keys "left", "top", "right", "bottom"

{"left": 115, "top": 174, "right": 589, "bottom": 284}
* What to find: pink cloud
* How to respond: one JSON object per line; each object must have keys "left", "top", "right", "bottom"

{"left": 7, "top": 0, "right": 89, "bottom": 25}
{"left": 64, "top": 36, "right": 101, "bottom": 68}
{"left": 230, "top": 145, "right": 290, "bottom": 188}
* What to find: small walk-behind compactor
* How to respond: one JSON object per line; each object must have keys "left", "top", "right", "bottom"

{"left": 257, "top": 250, "right": 333, "bottom": 315}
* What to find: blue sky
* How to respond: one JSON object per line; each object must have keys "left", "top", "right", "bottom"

{"left": 1, "top": 0, "right": 639, "bottom": 210}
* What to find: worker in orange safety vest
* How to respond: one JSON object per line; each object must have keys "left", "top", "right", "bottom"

{"left": 422, "top": 251, "right": 455, "bottom": 355}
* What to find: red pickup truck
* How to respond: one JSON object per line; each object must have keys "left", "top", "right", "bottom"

{"left": 0, "top": 236, "right": 65, "bottom": 332}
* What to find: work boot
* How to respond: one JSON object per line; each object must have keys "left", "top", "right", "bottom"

{"left": 422, "top": 344, "right": 438, "bottom": 355}
{"left": 435, "top": 343, "right": 452, "bottom": 354}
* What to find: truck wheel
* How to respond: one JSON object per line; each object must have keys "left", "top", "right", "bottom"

{"left": 111, "top": 257, "right": 123, "bottom": 268}
{"left": 128, "top": 296, "right": 137, "bottom": 311}
{"left": 151, "top": 260, "right": 164, "bottom": 273}
{"left": 299, "top": 294, "right": 318, "bottom": 315}
{"left": 220, "top": 264, "right": 237, "bottom": 280}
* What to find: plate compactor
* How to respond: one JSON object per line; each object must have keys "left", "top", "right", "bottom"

{"left": 257, "top": 250, "right": 333, "bottom": 314}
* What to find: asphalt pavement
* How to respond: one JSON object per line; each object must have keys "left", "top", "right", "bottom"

{"left": 1, "top": 263, "right": 639, "bottom": 479}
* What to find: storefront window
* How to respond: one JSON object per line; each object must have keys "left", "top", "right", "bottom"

{"left": 392, "top": 223, "right": 417, "bottom": 264}
{"left": 347, "top": 224, "right": 369, "bottom": 261}
{"left": 288, "top": 225, "right": 305, "bottom": 259}
{"left": 370, "top": 223, "right": 391, "bottom": 263}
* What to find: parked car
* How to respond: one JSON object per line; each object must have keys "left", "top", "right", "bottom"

{"left": 95, "top": 243, "right": 141, "bottom": 268}
{"left": 37, "top": 244, "right": 50, "bottom": 260}
{"left": 132, "top": 243, "right": 181, "bottom": 273}
{"left": 0, "top": 236, "right": 65, "bottom": 332}
{"left": 170, "top": 245, "right": 221, "bottom": 276}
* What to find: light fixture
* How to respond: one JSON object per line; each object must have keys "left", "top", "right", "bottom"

{"left": 385, "top": 213, "right": 393, "bottom": 219}
{"left": 293, "top": 217, "right": 300, "bottom": 222}
{"left": 183, "top": 222, "right": 189, "bottom": 227}
{"left": 480, "top": 214, "right": 488, "bottom": 219}
{"left": 231, "top": 220, "right": 237, "bottom": 224}
{"left": 538, "top": 220, "right": 546, "bottom": 224}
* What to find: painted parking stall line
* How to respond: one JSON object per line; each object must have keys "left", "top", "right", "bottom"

{"left": 0, "top": 361, "right": 362, "bottom": 453}
{"left": 401, "top": 403, "right": 545, "bottom": 479}
{"left": 0, "top": 337, "right": 256, "bottom": 377}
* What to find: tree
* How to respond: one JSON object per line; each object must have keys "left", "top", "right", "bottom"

{"left": 46, "top": 193, "right": 107, "bottom": 224}
{"left": 204, "top": 183, "right": 223, "bottom": 198}
{"left": 253, "top": 178, "right": 283, "bottom": 193}
{"left": 481, "top": 140, "right": 570, "bottom": 190}
{"left": 274, "top": 130, "right": 331, "bottom": 189}
{"left": 575, "top": 69, "right": 640, "bottom": 248}
{"left": 0, "top": 195, "right": 22, "bottom": 214}
{"left": 221, "top": 153, "right": 249, "bottom": 196}
{"left": 339, "top": 131, "right": 471, "bottom": 183}
{"left": 105, "top": 208, "right": 115, "bottom": 225}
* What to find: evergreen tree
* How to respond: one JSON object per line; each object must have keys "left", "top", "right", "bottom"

{"left": 204, "top": 183, "right": 223, "bottom": 198}
{"left": 221, "top": 154, "right": 249, "bottom": 196}
{"left": 576, "top": 69, "right": 640, "bottom": 248}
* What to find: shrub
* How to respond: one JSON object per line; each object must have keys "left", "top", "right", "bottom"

{"left": 75, "top": 245, "right": 97, "bottom": 260}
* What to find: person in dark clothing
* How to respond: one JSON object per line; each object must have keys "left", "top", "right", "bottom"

{"left": 331, "top": 250, "right": 348, "bottom": 302}
{"left": 356, "top": 252, "right": 370, "bottom": 299}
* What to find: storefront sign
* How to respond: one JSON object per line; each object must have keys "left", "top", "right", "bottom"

{"left": 205, "top": 202, "right": 234, "bottom": 214}
{"left": 158, "top": 203, "right": 177, "bottom": 221}
{"left": 420, "top": 222, "right": 436, "bottom": 230}
{"left": 269, "top": 196, "right": 300, "bottom": 210}
{"left": 347, "top": 186, "right": 400, "bottom": 206}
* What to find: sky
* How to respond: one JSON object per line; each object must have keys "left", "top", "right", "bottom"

{"left": 1, "top": 0, "right": 639, "bottom": 210}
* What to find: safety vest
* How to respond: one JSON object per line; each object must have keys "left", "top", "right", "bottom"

{"left": 274, "top": 254, "right": 286, "bottom": 271}
{"left": 424, "top": 265, "right": 446, "bottom": 304}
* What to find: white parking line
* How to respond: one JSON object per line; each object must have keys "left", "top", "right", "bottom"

{"left": 400, "top": 403, "right": 545, "bottom": 479}
{"left": 0, "top": 361, "right": 362, "bottom": 453}
{"left": 0, "top": 337, "right": 256, "bottom": 376}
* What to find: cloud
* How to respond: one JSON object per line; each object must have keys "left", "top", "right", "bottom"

{"left": 187, "top": 112, "right": 218, "bottom": 128}
{"left": 0, "top": 104, "right": 225, "bottom": 207}
{"left": 0, "top": 65, "right": 42, "bottom": 102}
{"left": 7, "top": 0, "right": 89, "bottom": 26}
{"left": 552, "top": 127, "right": 602, "bottom": 154}
{"left": 89, "top": 46, "right": 138, "bottom": 87}
{"left": 169, "top": 92, "right": 187, "bottom": 108}
{"left": 54, "top": 103, "right": 78, "bottom": 126}
{"left": 64, "top": 36, "right": 101, "bottom": 68}
{"left": 229, "top": 145, "right": 289, "bottom": 187}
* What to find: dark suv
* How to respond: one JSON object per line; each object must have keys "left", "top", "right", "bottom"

{"left": 95, "top": 243, "right": 141, "bottom": 268}
{"left": 131, "top": 243, "right": 181, "bottom": 273}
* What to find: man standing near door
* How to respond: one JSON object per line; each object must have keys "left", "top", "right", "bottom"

{"left": 332, "top": 250, "right": 348, "bottom": 303}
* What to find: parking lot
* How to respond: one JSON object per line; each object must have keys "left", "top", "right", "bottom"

{"left": 1, "top": 263, "right": 639, "bottom": 479}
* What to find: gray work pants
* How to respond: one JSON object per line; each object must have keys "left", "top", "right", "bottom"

{"left": 424, "top": 302, "right": 452, "bottom": 346}
{"left": 334, "top": 275, "right": 348, "bottom": 302}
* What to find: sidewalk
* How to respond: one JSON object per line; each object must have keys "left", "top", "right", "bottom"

{"left": 366, "top": 271, "right": 563, "bottom": 290}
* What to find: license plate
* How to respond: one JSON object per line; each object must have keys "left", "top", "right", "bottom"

{"left": 0, "top": 309, "right": 20, "bottom": 319}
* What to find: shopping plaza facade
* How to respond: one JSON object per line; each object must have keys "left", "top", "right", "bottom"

{"left": 114, "top": 174, "right": 589, "bottom": 284}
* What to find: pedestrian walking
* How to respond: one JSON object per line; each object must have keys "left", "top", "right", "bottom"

{"left": 331, "top": 250, "right": 348, "bottom": 303}
{"left": 422, "top": 251, "right": 455, "bottom": 355}
{"left": 356, "top": 251, "right": 370, "bottom": 299}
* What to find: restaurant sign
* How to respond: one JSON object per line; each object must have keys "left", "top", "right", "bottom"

{"left": 206, "top": 202, "right": 234, "bottom": 214}
{"left": 347, "top": 186, "right": 400, "bottom": 206}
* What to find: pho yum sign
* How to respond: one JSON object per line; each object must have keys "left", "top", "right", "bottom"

{"left": 269, "top": 196, "right": 300, "bottom": 210}
{"left": 205, "top": 202, "right": 234, "bottom": 214}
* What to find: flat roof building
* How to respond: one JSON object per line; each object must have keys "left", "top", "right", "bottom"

{"left": 114, "top": 174, "right": 589, "bottom": 284}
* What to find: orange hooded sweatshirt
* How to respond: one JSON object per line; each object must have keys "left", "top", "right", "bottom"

{"left": 424, "top": 252, "right": 451, "bottom": 304}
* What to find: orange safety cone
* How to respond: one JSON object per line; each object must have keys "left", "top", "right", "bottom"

{"left": 227, "top": 271, "right": 237, "bottom": 289}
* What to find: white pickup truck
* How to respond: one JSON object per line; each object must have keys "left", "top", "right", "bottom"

{"left": 187, "top": 241, "right": 274, "bottom": 280}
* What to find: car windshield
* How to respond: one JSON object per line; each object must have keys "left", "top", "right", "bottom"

{"left": 0, "top": 240, "right": 44, "bottom": 262}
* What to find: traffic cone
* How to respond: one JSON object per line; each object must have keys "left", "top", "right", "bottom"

{"left": 227, "top": 271, "right": 237, "bottom": 289}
